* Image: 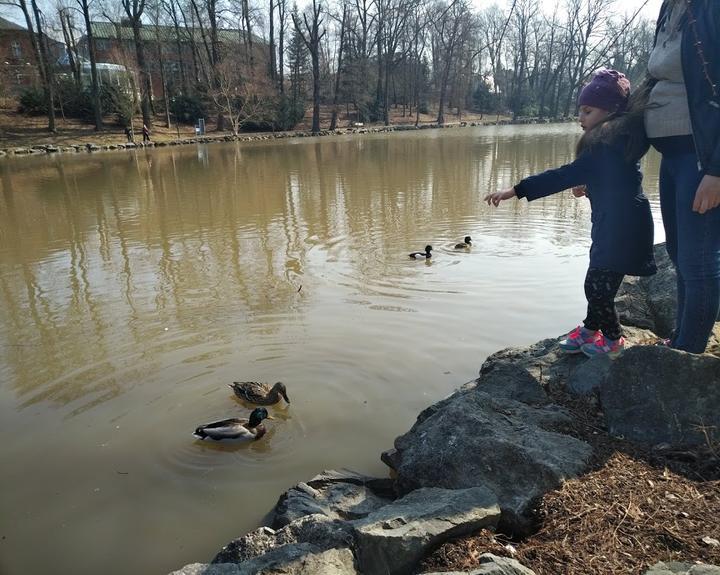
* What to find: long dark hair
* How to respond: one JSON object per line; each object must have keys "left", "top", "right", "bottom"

{"left": 575, "top": 76, "right": 654, "bottom": 164}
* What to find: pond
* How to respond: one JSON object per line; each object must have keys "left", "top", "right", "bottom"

{"left": 0, "top": 124, "right": 662, "bottom": 575}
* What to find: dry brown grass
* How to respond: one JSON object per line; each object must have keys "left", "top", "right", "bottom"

{"left": 421, "top": 394, "right": 720, "bottom": 575}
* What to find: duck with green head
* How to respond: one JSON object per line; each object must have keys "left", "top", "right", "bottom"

{"left": 193, "top": 407, "right": 273, "bottom": 441}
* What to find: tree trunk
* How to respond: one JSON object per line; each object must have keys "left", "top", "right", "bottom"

{"left": 329, "top": 4, "right": 346, "bottom": 131}
{"left": 27, "top": 0, "right": 56, "bottom": 132}
{"left": 167, "top": 0, "right": 189, "bottom": 93}
{"left": 131, "top": 21, "right": 153, "bottom": 126}
{"left": 311, "top": 48, "right": 320, "bottom": 133}
{"left": 60, "top": 11, "right": 81, "bottom": 89}
{"left": 242, "top": 0, "right": 254, "bottom": 68}
{"left": 278, "top": 0, "right": 286, "bottom": 93}
{"left": 80, "top": 0, "right": 103, "bottom": 130}
{"left": 269, "top": 0, "right": 276, "bottom": 80}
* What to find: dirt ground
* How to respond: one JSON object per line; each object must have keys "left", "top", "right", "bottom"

{"left": 0, "top": 104, "right": 497, "bottom": 149}
{"left": 421, "top": 392, "right": 720, "bottom": 574}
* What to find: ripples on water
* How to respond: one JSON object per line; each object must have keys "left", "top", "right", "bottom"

{"left": 0, "top": 125, "right": 662, "bottom": 575}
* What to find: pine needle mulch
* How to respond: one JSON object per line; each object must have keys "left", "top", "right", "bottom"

{"left": 420, "top": 394, "right": 720, "bottom": 574}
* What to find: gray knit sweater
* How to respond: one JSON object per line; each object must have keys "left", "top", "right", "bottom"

{"left": 645, "top": 0, "right": 693, "bottom": 139}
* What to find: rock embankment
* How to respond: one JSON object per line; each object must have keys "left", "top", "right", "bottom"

{"left": 170, "top": 243, "right": 720, "bottom": 575}
{"left": 0, "top": 117, "right": 573, "bottom": 159}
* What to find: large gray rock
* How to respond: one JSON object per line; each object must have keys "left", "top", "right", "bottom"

{"left": 616, "top": 243, "right": 676, "bottom": 336}
{"left": 600, "top": 346, "right": 720, "bottom": 445}
{"left": 566, "top": 353, "right": 613, "bottom": 396}
{"left": 565, "top": 326, "right": 656, "bottom": 396}
{"left": 213, "top": 514, "right": 353, "bottom": 563}
{"left": 352, "top": 487, "right": 500, "bottom": 575}
{"left": 478, "top": 338, "right": 580, "bottom": 396}
{"left": 170, "top": 565, "right": 241, "bottom": 575}
{"left": 235, "top": 545, "right": 357, "bottom": 575}
{"left": 273, "top": 469, "right": 394, "bottom": 527}
{"left": 384, "top": 387, "right": 592, "bottom": 519}
{"left": 644, "top": 562, "right": 720, "bottom": 575}
{"left": 422, "top": 553, "right": 537, "bottom": 574}
{"left": 173, "top": 546, "right": 357, "bottom": 575}
{"left": 615, "top": 245, "right": 668, "bottom": 333}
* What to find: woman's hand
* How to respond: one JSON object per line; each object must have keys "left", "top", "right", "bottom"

{"left": 484, "top": 187, "right": 516, "bottom": 206}
{"left": 692, "top": 175, "right": 720, "bottom": 214}
{"left": 572, "top": 186, "right": 586, "bottom": 198}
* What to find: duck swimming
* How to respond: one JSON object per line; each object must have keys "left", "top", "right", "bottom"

{"left": 228, "top": 381, "right": 290, "bottom": 405}
{"left": 454, "top": 236, "right": 472, "bottom": 249}
{"left": 409, "top": 245, "right": 433, "bottom": 259}
{"left": 193, "top": 407, "right": 273, "bottom": 441}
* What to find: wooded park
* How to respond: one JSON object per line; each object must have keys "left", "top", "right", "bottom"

{"left": 0, "top": 0, "right": 656, "bottom": 137}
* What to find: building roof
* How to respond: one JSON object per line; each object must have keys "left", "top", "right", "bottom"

{"left": 89, "top": 21, "right": 260, "bottom": 45}
{"left": 0, "top": 16, "right": 26, "bottom": 31}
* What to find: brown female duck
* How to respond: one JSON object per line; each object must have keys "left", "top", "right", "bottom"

{"left": 228, "top": 381, "right": 290, "bottom": 405}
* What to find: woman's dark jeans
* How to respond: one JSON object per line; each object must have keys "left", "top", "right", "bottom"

{"left": 659, "top": 152, "right": 720, "bottom": 353}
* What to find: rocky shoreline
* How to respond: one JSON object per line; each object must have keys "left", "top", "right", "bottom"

{"left": 0, "top": 117, "right": 572, "bottom": 159}
{"left": 169, "top": 245, "right": 720, "bottom": 575}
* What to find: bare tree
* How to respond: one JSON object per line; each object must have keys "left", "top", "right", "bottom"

{"left": 292, "top": 0, "right": 326, "bottom": 133}
{"left": 507, "top": 0, "right": 539, "bottom": 118}
{"left": 121, "top": 0, "right": 153, "bottom": 126}
{"left": 161, "top": 0, "right": 189, "bottom": 92}
{"left": 11, "top": 0, "right": 57, "bottom": 131}
{"left": 431, "top": 0, "right": 470, "bottom": 125}
{"left": 58, "top": 7, "right": 81, "bottom": 89}
{"left": 376, "top": 0, "right": 415, "bottom": 125}
{"left": 329, "top": 1, "right": 347, "bottom": 129}
{"left": 277, "top": 0, "right": 287, "bottom": 92}
{"left": 211, "top": 56, "right": 274, "bottom": 133}
{"left": 75, "top": 0, "right": 103, "bottom": 129}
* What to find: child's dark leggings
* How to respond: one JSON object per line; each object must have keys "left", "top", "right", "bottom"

{"left": 583, "top": 268, "right": 625, "bottom": 340}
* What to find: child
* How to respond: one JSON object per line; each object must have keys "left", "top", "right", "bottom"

{"left": 484, "top": 69, "right": 657, "bottom": 358}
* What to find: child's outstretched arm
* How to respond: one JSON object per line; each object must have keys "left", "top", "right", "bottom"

{"left": 484, "top": 187, "right": 517, "bottom": 206}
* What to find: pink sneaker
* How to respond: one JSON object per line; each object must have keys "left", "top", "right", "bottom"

{"left": 581, "top": 335, "right": 625, "bottom": 359}
{"left": 558, "top": 326, "right": 601, "bottom": 353}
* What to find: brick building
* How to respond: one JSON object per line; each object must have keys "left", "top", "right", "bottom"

{"left": 0, "top": 16, "right": 64, "bottom": 96}
{"left": 79, "top": 21, "right": 266, "bottom": 99}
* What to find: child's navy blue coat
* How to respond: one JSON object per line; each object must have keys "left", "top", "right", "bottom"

{"left": 514, "top": 141, "right": 657, "bottom": 277}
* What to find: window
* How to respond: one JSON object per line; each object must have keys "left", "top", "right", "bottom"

{"left": 95, "top": 39, "right": 109, "bottom": 51}
{"left": 11, "top": 41, "right": 21, "bottom": 58}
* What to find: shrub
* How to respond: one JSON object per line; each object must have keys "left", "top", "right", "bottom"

{"left": 271, "top": 95, "right": 305, "bottom": 131}
{"left": 103, "top": 84, "right": 136, "bottom": 126}
{"left": 18, "top": 86, "right": 47, "bottom": 115}
{"left": 169, "top": 94, "right": 207, "bottom": 125}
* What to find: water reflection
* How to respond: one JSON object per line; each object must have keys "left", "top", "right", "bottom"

{"left": 0, "top": 125, "right": 661, "bottom": 575}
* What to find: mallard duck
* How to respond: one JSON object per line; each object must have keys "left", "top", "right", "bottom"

{"left": 193, "top": 407, "right": 273, "bottom": 441}
{"left": 454, "top": 236, "right": 472, "bottom": 249}
{"left": 409, "top": 245, "right": 433, "bottom": 259}
{"left": 228, "top": 381, "right": 290, "bottom": 405}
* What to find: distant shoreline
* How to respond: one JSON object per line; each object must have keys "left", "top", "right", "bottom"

{"left": 0, "top": 117, "right": 576, "bottom": 160}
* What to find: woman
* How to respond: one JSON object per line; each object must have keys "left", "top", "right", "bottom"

{"left": 645, "top": 0, "right": 720, "bottom": 353}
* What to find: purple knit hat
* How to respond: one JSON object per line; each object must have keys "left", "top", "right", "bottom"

{"left": 578, "top": 69, "right": 631, "bottom": 113}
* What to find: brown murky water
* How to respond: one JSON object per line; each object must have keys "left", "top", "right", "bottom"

{"left": 0, "top": 125, "right": 661, "bottom": 575}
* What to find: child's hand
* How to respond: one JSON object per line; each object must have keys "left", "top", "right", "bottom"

{"left": 572, "top": 186, "right": 586, "bottom": 197}
{"left": 484, "top": 187, "right": 516, "bottom": 206}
